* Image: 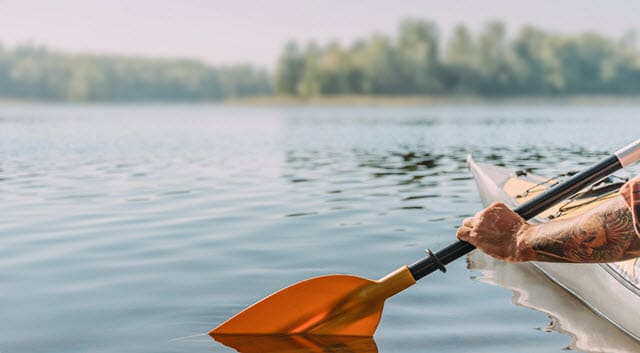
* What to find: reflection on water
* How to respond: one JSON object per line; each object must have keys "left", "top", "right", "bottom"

{"left": 468, "top": 252, "right": 640, "bottom": 353}
{"left": 212, "top": 335, "right": 378, "bottom": 353}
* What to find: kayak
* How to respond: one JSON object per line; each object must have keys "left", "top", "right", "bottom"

{"left": 467, "top": 155, "right": 640, "bottom": 341}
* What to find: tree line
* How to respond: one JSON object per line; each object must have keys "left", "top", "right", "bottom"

{"left": 275, "top": 19, "right": 640, "bottom": 97}
{"left": 2, "top": 19, "right": 640, "bottom": 102}
{"left": 0, "top": 45, "right": 272, "bottom": 101}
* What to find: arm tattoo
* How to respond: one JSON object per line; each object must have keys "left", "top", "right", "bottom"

{"left": 526, "top": 197, "right": 640, "bottom": 263}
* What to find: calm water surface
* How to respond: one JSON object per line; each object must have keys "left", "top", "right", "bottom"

{"left": 1, "top": 104, "right": 639, "bottom": 353}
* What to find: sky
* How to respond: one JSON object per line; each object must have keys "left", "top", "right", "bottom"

{"left": 1, "top": 0, "right": 639, "bottom": 68}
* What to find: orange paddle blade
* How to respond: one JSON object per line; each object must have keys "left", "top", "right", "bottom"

{"left": 210, "top": 266, "right": 415, "bottom": 336}
{"left": 211, "top": 334, "right": 378, "bottom": 353}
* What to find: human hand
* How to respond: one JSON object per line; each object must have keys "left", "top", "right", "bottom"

{"left": 456, "top": 202, "right": 533, "bottom": 262}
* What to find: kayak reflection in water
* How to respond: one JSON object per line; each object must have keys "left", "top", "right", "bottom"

{"left": 457, "top": 176, "right": 640, "bottom": 263}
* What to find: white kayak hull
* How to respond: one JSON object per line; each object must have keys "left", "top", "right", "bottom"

{"left": 467, "top": 155, "right": 640, "bottom": 341}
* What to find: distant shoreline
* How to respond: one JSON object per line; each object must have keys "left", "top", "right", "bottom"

{"left": 1, "top": 95, "right": 640, "bottom": 107}
{"left": 227, "top": 95, "right": 640, "bottom": 107}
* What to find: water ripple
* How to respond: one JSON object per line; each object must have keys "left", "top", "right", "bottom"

{"left": 1, "top": 104, "right": 639, "bottom": 353}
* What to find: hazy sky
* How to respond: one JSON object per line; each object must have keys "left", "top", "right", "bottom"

{"left": 1, "top": 0, "right": 638, "bottom": 67}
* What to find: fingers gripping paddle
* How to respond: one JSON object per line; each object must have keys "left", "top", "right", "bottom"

{"left": 211, "top": 139, "right": 640, "bottom": 337}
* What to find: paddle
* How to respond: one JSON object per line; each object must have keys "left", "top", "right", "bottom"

{"left": 210, "top": 139, "right": 640, "bottom": 337}
{"left": 214, "top": 334, "right": 378, "bottom": 353}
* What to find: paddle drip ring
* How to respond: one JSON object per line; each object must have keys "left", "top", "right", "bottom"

{"left": 426, "top": 249, "right": 447, "bottom": 273}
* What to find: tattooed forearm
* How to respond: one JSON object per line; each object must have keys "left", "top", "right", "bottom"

{"left": 521, "top": 196, "right": 640, "bottom": 263}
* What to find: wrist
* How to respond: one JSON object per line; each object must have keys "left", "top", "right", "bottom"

{"left": 513, "top": 224, "right": 537, "bottom": 262}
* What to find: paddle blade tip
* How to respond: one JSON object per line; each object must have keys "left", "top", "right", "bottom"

{"left": 208, "top": 274, "right": 385, "bottom": 336}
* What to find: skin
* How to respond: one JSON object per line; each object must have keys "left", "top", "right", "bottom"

{"left": 456, "top": 196, "right": 640, "bottom": 263}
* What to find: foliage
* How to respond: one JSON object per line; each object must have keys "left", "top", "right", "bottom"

{"left": 0, "top": 45, "right": 272, "bottom": 101}
{"left": 2, "top": 19, "right": 640, "bottom": 101}
{"left": 274, "top": 19, "right": 640, "bottom": 97}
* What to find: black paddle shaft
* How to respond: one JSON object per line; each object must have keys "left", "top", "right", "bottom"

{"left": 408, "top": 154, "right": 624, "bottom": 281}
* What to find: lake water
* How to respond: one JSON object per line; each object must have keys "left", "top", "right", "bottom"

{"left": 1, "top": 103, "right": 639, "bottom": 353}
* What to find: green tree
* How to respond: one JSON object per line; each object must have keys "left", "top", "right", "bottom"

{"left": 395, "top": 18, "right": 442, "bottom": 93}
{"left": 475, "top": 21, "right": 516, "bottom": 95}
{"left": 443, "top": 25, "right": 479, "bottom": 93}
{"left": 275, "top": 41, "right": 304, "bottom": 95}
{"left": 297, "top": 43, "right": 322, "bottom": 98}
